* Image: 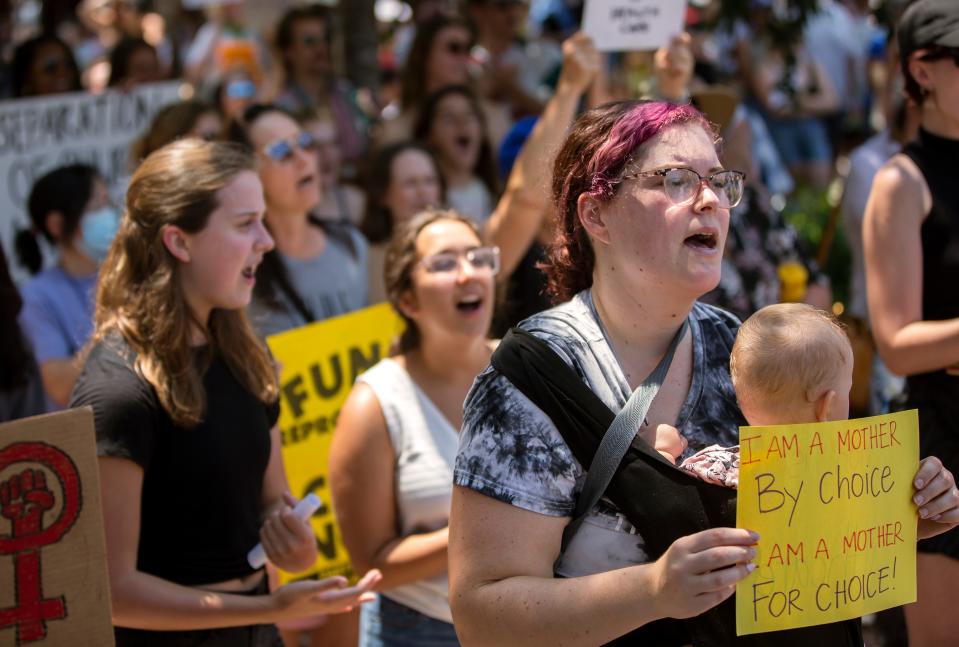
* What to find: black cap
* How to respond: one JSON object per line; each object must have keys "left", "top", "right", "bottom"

{"left": 898, "top": 0, "right": 959, "bottom": 64}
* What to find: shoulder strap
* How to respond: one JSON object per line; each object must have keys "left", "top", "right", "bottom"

{"left": 561, "top": 319, "right": 688, "bottom": 553}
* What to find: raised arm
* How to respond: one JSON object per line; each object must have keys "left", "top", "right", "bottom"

{"left": 330, "top": 383, "right": 449, "bottom": 590}
{"left": 484, "top": 32, "right": 600, "bottom": 277}
{"left": 448, "top": 486, "right": 757, "bottom": 647}
{"left": 864, "top": 155, "right": 959, "bottom": 375}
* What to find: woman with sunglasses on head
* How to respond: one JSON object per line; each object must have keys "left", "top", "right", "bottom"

{"left": 69, "top": 139, "right": 380, "bottom": 645}
{"left": 448, "top": 99, "right": 959, "bottom": 646}
{"left": 864, "top": 2, "right": 959, "bottom": 643}
{"left": 227, "top": 104, "right": 369, "bottom": 337}
{"left": 330, "top": 209, "right": 499, "bottom": 647}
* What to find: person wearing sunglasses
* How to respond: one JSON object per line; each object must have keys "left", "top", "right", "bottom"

{"left": 331, "top": 210, "right": 498, "bottom": 647}
{"left": 227, "top": 104, "right": 369, "bottom": 338}
{"left": 865, "top": 1, "right": 959, "bottom": 643}
{"left": 274, "top": 4, "right": 369, "bottom": 171}
{"left": 376, "top": 14, "right": 510, "bottom": 155}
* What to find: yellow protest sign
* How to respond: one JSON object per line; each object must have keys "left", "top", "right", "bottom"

{"left": 267, "top": 303, "right": 405, "bottom": 583}
{"left": 736, "top": 410, "right": 919, "bottom": 635}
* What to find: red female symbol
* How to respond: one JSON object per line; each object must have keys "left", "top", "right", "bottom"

{"left": 0, "top": 442, "right": 82, "bottom": 645}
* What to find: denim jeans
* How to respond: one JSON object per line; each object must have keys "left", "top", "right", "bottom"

{"left": 359, "top": 594, "right": 459, "bottom": 647}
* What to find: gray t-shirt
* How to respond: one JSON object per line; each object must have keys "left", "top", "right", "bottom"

{"left": 249, "top": 226, "right": 369, "bottom": 337}
{"left": 454, "top": 290, "right": 745, "bottom": 577}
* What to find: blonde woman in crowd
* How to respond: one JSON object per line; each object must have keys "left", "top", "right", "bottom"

{"left": 70, "top": 139, "right": 379, "bottom": 646}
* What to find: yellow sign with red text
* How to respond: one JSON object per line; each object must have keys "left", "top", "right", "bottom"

{"left": 267, "top": 303, "right": 405, "bottom": 583}
{"left": 736, "top": 410, "right": 919, "bottom": 635}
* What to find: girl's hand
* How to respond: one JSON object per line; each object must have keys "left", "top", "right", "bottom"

{"left": 270, "top": 569, "right": 382, "bottom": 621}
{"left": 651, "top": 527, "right": 758, "bottom": 619}
{"left": 914, "top": 456, "right": 959, "bottom": 540}
{"left": 261, "top": 492, "right": 319, "bottom": 573}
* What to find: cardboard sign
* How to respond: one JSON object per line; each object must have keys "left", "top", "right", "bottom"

{"left": 0, "top": 81, "right": 184, "bottom": 284}
{"left": 0, "top": 408, "right": 113, "bottom": 646}
{"left": 582, "top": 0, "right": 687, "bottom": 52}
{"left": 267, "top": 303, "right": 405, "bottom": 583}
{"left": 736, "top": 410, "right": 919, "bottom": 635}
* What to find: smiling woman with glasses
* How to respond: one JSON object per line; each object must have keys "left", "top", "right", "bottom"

{"left": 330, "top": 209, "right": 497, "bottom": 647}
{"left": 865, "top": 2, "right": 959, "bottom": 643}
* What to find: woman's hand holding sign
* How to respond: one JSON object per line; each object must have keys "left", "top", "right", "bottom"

{"left": 913, "top": 456, "right": 959, "bottom": 540}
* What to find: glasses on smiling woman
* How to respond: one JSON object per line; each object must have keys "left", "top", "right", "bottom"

{"left": 620, "top": 167, "right": 746, "bottom": 209}
{"left": 418, "top": 246, "right": 500, "bottom": 276}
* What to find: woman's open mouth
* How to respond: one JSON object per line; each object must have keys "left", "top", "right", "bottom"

{"left": 684, "top": 231, "right": 718, "bottom": 251}
{"left": 455, "top": 295, "right": 483, "bottom": 314}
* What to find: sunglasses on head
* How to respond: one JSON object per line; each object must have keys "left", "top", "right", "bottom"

{"left": 263, "top": 132, "right": 317, "bottom": 163}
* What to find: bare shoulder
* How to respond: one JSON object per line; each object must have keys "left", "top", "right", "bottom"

{"left": 871, "top": 154, "right": 931, "bottom": 221}
{"left": 336, "top": 381, "right": 388, "bottom": 444}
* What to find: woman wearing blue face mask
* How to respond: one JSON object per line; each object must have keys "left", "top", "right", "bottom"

{"left": 14, "top": 164, "right": 119, "bottom": 409}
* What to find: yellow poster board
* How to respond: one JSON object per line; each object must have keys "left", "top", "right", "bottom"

{"left": 736, "top": 410, "right": 919, "bottom": 635}
{"left": 267, "top": 303, "right": 405, "bottom": 583}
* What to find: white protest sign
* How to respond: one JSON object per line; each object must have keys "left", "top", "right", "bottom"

{"left": 0, "top": 81, "right": 183, "bottom": 283}
{"left": 582, "top": 0, "right": 687, "bottom": 52}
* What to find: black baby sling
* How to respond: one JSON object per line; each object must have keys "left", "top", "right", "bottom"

{"left": 490, "top": 323, "right": 863, "bottom": 647}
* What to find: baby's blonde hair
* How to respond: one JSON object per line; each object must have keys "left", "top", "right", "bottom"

{"left": 730, "top": 303, "right": 850, "bottom": 412}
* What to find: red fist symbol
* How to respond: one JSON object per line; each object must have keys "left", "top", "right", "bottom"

{"left": 1, "top": 470, "right": 55, "bottom": 539}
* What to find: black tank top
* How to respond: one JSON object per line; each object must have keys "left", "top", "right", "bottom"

{"left": 902, "top": 129, "right": 959, "bottom": 324}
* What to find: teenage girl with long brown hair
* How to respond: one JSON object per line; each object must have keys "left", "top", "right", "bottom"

{"left": 70, "top": 138, "right": 380, "bottom": 646}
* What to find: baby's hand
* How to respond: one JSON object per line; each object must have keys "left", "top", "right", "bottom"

{"left": 654, "top": 424, "right": 687, "bottom": 463}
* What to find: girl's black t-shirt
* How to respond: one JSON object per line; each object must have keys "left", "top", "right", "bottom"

{"left": 70, "top": 335, "right": 280, "bottom": 585}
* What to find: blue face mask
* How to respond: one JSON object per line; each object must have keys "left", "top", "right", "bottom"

{"left": 78, "top": 206, "right": 120, "bottom": 263}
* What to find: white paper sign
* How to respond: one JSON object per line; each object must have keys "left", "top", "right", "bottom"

{"left": 0, "top": 81, "right": 183, "bottom": 283}
{"left": 582, "top": 0, "right": 688, "bottom": 52}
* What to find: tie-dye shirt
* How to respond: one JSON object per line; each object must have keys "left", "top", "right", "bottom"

{"left": 454, "top": 290, "right": 746, "bottom": 577}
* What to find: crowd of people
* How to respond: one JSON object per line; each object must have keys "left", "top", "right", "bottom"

{"left": 1, "top": 0, "right": 959, "bottom": 645}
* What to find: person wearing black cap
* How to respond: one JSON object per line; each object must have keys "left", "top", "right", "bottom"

{"left": 864, "top": 0, "right": 959, "bottom": 643}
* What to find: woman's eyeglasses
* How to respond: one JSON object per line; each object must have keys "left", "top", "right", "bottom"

{"left": 263, "top": 132, "right": 317, "bottom": 163}
{"left": 419, "top": 246, "right": 500, "bottom": 276}
{"left": 620, "top": 167, "right": 745, "bottom": 209}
